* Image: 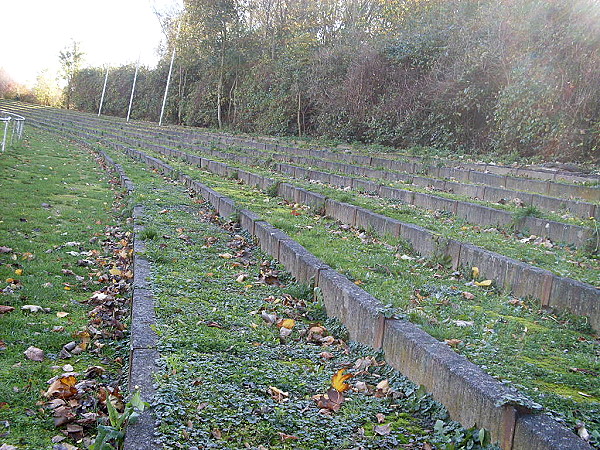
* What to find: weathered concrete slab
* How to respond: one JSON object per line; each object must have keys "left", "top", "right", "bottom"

{"left": 512, "top": 413, "right": 591, "bottom": 450}
{"left": 549, "top": 277, "right": 600, "bottom": 330}
{"left": 318, "top": 269, "right": 384, "bottom": 348}
{"left": 382, "top": 319, "right": 528, "bottom": 448}
{"left": 401, "top": 223, "right": 436, "bottom": 257}
{"left": 324, "top": 199, "right": 359, "bottom": 227}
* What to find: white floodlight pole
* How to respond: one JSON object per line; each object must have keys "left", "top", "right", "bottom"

{"left": 127, "top": 60, "right": 140, "bottom": 122}
{"left": 98, "top": 67, "right": 109, "bottom": 116}
{"left": 159, "top": 45, "right": 176, "bottom": 126}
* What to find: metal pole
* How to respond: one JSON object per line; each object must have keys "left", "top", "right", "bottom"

{"left": 159, "top": 46, "right": 176, "bottom": 126}
{"left": 127, "top": 62, "right": 140, "bottom": 122}
{"left": 98, "top": 67, "right": 109, "bottom": 116}
{"left": 1, "top": 120, "right": 8, "bottom": 153}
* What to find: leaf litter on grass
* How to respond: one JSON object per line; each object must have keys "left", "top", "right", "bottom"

{"left": 112, "top": 160, "right": 499, "bottom": 450}
{"left": 115, "top": 145, "right": 600, "bottom": 447}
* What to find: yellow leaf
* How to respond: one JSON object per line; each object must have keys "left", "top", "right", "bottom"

{"left": 472, "top": 267, "right": 479, "bottom": 279}
{"left": 278, "top": 318, "right": 296, "bottom": 329}
{"left": 474, "top": 279, "right": 493, "bottom": 287}
{"left": 331, "top": 368, "right": 353, "bottom": 392}
{"left": 56, "top": 312, "right": 69, "bottom": 318}
{"left": 14, "top": 269, "right": 23, "bottom": 276}
{"left": 109, "top": 268, "right": 121, "bottom": 276}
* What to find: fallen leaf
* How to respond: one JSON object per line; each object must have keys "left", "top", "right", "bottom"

{"left": 278, "top": 432, "right": 299, "bottom": 441}
{"left": 319, "top": 352, "right": 334, "bottom": 360}
{"left": 445, "top": 339, "right": 463, "bottom": 347}
{"left": 218, "top": 253, "right": 233, "bottom": 259}
{"left": 0, "top": 246, "right": 13, "bottom": 253}
{"left": 279, "top": 327, "right": 292, "bottom": 339}
{"left": 0, "top": 444, "right": 18, "bottom": 450}
{"left": 268, "top": 386, "right": 289, "bottom": 402}
{"left": 577, "top": 423, "right": 590, "bottom": 441}
{"left": 376, "top": 413, "right": 386, "bottom": 424}
{"left": 474, "top": 279, "right": 493, "bottom": 287}
{"left": 472, "top": 267, "right": 480, "bottom": 279}
{"left": 569, "top": 367, "right": 598, "bottom": 376}
{"left": 109, "top": 268, "right": 121, "bottom": 276}
{"left": 374, "top": 424, "right": 392, "bottom": 436}
{"left": 452, "top": 320, "right": 474, "bottom": 327}
{"left": 22, "top": 305, "right": 46, "bottom": 313}
{"left": 375, "top": 379, "right": 391, "bottom": 397}
{"left": 331, "top": 368, "right": 353, "bottom": 392}
{"left": 14, "top": 269, "right": 23, "bottom": 276}
{"left": 45, "top": 375, "right": 78, "bottom": 399}
{"left": 462, "top": 291, "right": 475, "bottom": 300}
{"left": 0, "top": 305, "right": 15, "bottom": 314}
{"left": 355, "top": 381, "right": 370, "bottom": 393}
{"left": 260, "top": 311, "right": 277, "bottom": 325}
{"left": 24, "top": 346, "right": 44, "bottom": 361}
{"left": 278, "top": 318, "right": 296, "bottom": 329}
{"left": 314, "top": 387, "right": 345, "bottom": 412}
{"left": 236, "top": 273, "right": 247, "bottom": 283}
{"left": 56, "top": 312, "right": 70, "bottom": 318}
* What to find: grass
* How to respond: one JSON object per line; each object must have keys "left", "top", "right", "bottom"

{"left": 4, "top": 105, "right": 597, "bottom": 446}
{"left": 136, "top": 143, "right": 600, "bottom": 287}
{"left": 0, "top": 130, "right": 129, "bottom": 448}
{"left": 102, "top": 144, "right": 600, "bottom": 445}
{"left": 103, "top": 149, "right": 496, "bottom": 449}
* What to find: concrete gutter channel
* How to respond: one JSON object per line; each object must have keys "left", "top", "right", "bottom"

{"left": 90, "top": 148, "right": 159, "bottom": 447}
{"left": 16, "top": 112, "right": 600, "bottom": 328}
{"left": 16, "top": 108, "right": 595, "bottom": 449}
{"left": 12, "top": 108, "right": 595, "bottom": 248}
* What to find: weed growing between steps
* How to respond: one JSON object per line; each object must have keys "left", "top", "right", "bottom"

{"left": 137, "top": 144, "right": 599, "bottom": 288}
{"left": 112, "top": 155, "right": 498, "bottom": 449}
{"left": 103, "top": 146, "right": 600, "bottom": 445}
{"left": 0, "top": 130, "right": 132, "bottom": 448}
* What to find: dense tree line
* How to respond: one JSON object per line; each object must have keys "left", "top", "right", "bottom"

{"left": 69, "top": 0, "right": 600, "bottom": 162}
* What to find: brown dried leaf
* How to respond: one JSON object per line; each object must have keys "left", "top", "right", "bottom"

{"left": 268, "top": 386, "right": 289, "bottom": 402}
{"left": 24, "top": 346, "right": 44, "bottom": 361}
{"left": 445, "top": 338, "right": 463, "bottom": 348}
{"left": 0, "top": 305, "right": 15, "bottom": 314}
{"left": 45, "top": 376, "right": 78, "bottom": 399}
{"left": 314, "top": 387, "right": 345, "bottom": 412}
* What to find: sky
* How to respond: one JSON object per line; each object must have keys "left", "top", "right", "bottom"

{"left": 1, "top": 0, "right": 182, "bottom": 87}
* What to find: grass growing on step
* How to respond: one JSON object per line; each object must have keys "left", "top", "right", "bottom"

{"left": 102, "top": 146, "right": 600, "bottom": 445}
{"left": 111, "top": 154, "right": 496, "bottom": 449}
{"left": 139, "top": 144, "right": 600, "bottom": 287}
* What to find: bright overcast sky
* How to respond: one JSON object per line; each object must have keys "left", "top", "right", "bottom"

{"left": 1, "top": 0, "right": 182, "bottom": 87}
